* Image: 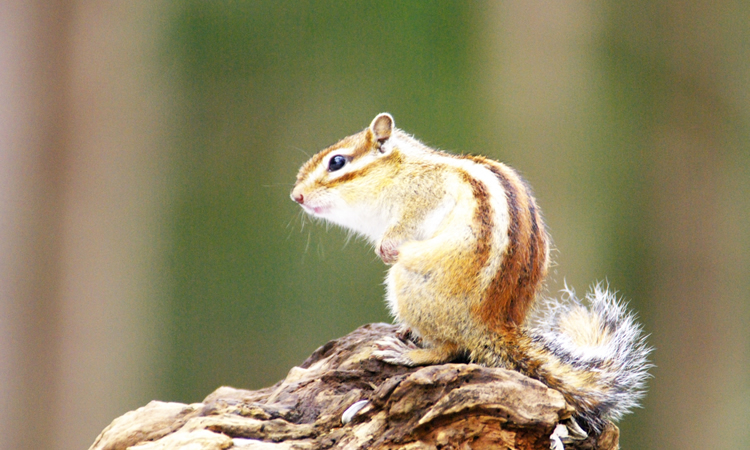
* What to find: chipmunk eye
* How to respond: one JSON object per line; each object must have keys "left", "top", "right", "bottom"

{"left": 328, "top": 155, "right": 347, "bottom": 172}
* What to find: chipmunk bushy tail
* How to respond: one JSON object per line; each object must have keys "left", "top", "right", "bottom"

{"left": 522, "top": 284, "right": 653, "bottom": 432}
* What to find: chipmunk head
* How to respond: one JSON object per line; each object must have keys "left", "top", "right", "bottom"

{"left": 291, "top": 113, "right": 400, "bottom": 238}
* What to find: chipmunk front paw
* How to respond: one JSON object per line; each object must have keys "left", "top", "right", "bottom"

{"left": 376, "top": 239, "right": 400, "bottom": 264}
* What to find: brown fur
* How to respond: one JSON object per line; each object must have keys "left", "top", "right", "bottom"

{"left": 461, "top": 172, "right": 494, "bottom": 293}
{"left": 469, "top": 157, "right": 549, "bottom": 330}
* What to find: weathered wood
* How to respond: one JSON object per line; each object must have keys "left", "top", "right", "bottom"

{"left": 90, "top": 323, "right": 619, "bottom": 450}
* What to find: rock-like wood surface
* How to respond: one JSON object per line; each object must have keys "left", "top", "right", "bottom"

{"left": 90, "top": 323, "right": 619, "bottom": 449}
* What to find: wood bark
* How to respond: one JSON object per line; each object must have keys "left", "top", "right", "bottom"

{"left": 90, "top": 323, "right": 619, "bottom": 449}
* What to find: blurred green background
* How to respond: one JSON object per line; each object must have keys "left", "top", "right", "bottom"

{"left": 2, "top": 1, "right": 749, "bottom": 449}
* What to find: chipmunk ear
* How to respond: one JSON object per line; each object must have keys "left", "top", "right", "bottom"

{"left": 369, "top": 113, "right": 394, "bottom": 144}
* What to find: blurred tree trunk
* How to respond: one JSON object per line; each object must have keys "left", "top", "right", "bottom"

{"left": 632, "top": 1, "right": 750, "bottom": 448}
{"left": 0, "top": 2, "right": 169, "bottom": 449}
{"left": 0, "top": 2, "right": 70, "bottom": 449}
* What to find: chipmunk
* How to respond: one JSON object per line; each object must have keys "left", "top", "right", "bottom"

{"left": 291, "top": 113, "right": 651, "bottom": 434}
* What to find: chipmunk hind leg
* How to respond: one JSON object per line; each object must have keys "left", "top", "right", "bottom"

{"left": 373, "top": 335, "right": 460, "bottom": 367}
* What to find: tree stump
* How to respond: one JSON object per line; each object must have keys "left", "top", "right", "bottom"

{"left": 90, "top": 323, "right": 619, "bottom": 450}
